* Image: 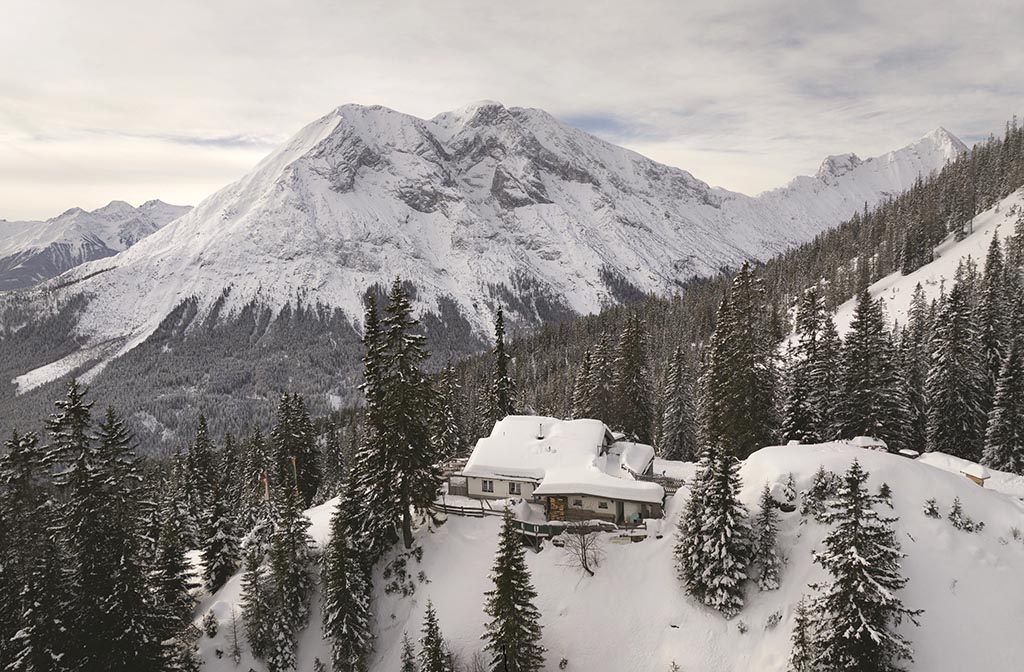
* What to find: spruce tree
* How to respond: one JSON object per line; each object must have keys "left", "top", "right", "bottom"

{"left": 674, "top": 448, "right": 714, "bottom": 603}
{"left": 659, "top": 346, "right": 697, "bottom": 461}
{"left": 979, "top": 233, "right": 1008, "bottom": 420}
{"left": 419, "top": 600, "right": 451, "bottom": 672}
{"left": 811, "top": 460, "right": 921, "bottom": 672}
{"left": 266, "top": 484, "right": 315, "bottom": 669}
{"left": 271, "top": 394, "right": 322, "bottom": 508}
{"left": 697, "top": 449, "right": 752, "bottom": 617}
{"left": 753, "top": 484, "right": 781, "bottom": 591}
{"left": 432, "top": 361, "right": 465, "bottom": 461}
{"left": 783, "top": 285, "right": 830, "bottom": 443}
{"left": 570, "top": 349, "right": 595, "bottom": 419}
{"left": 982, "top": 336, "right": 1024, "bottom": 473}
{"left": 926, "top": 270, "right": 986, "bottom": 460}
{"left": 153, "top": 486, "right": 199, "bottom": 643}
{"left": 611, "top": 313, "right": 654, "bottom": 442}
{"left": 700, "top": 262, "right": 779, "bottom": 457}
{"left": 186, "top": 415, "right": 216, "bottom": 539}
{"left": 483, "top": 306, "right": 517, "bottom": 429}
{"left": 586, "top": 334, "right": 617, "bottom": 424}
{"left": 482, "top": 509, "right": 545, "bottom": 672}
{"left": 240, "top": 545, "right": 272, "bottom": 660}
{"left": 202, "top": 474, "right": 241, "bottom": 592}
{"left": 400, "top": 632, "right": 418, "bottom": 672}
{"left": 787, "top": 597, "right": 817, "bottom": 672}
{"left": 321, "top": 496, "right": 372, "bottom": 672}
{"left": 836, "top": 290, "right": 908, "bottom": 450}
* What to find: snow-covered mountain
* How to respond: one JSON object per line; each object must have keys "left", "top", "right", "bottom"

{"left": 193, "top": 443, "right": 1024, "bottom": 672}
{"left": 0, "top": 199, "right": 191, "bottom": 290}
{"left": 18, "top": 102, "right": 963, "bottom": 371}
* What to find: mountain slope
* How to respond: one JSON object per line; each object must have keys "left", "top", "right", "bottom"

{"left": 21, "top": 103, "right": 963, "bottom": 369}
{"left": 834, "top": 186, "right": 1023, "bottom": 335}
{"left": 0, "top": 199, "right": 191, "bottom": 290}
{"left": 193, "top": 443, "right": 1024, "bottom": 672}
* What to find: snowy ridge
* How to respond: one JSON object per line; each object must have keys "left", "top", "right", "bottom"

{"left": 834, "top": 187, "right": 1024, "bottom": 335}
{"left": 0, "top": 199, "right": 190, "bottom": 291}
{"left": 194, "top": 443, "right": 1024, "bottom": 672}
{"left": 9, "top": 102, "right": 964, "bottom": 390}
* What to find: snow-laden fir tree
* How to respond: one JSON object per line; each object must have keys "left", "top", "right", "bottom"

{"left": 570, "top": 349, "right": 594, "bottom": 419}
{"left": 753, "top": 484, "right": 782, "bottom": 591}
{"left": 240, "top": 426, "right": 272, "bottom": 532}
{"left": 800, "top": 465, "right": 836, "bottom": 522}
{"left": 811, "top": 460, "right": 921, "bottom": 672}
{"left": 186, "top": 415, "right": 216, "bottom": 539}
{"left": 585, "top": 333, "right": 618, "bottom": 425}
{"left": 431, "top": 361, "right": 465, "bottom": 461}
{"left": 611, "top": 313, "right": 654, "bottom": 442}
{"left": 978, "top": 232, "right": 1008, "bottom": 419}
{"left": 783, "top": 285, "right": 832, "bottom": 443}
{"left": 660, "top": 346, "right": 698, "bottom": 461}
{"left": 271, "top": 394, "right": 321, "bottom": 508}
{"left": 482, "top": 508, "right": 545, "bottom": 672}
{"left": 419, "top": 600, "right": 452, "bottom": 672}
{"left": 400, "top": 632, "right": 418, "bottom": 672}
{"left": 813, "top": 312, "right": 844, "bottom": 439}
{"left": 697, "top": 449, "right": 752, "bottom": 617}
{"left": 266, "top": 484, "right": 315, "bottom": 670}
{"left": 674, "top": 447, "right": 714, "bottom": 603}
{"left": 481, "top": 306, "right": 517, "bottom": 430}
{"left": 240, "top": 545, "right": 272, "bottom": 660}
{"left": 926, "top": 265, "right": 986, "bottom": 460}
{"left": 787, "top": 596, "right": 817, "bottom": 672}
{"left": 700, "top": 262, "right": 779, "bottom": 457}
{"left": 321, "top": 495, "right": 372, "bottom": 672}
{"left": 0, "top": 505, "right": 17, "bottom": 670}
{"left": 982, "top": 336, "right": 1024, "bottom": 474}
{"left": 153, "top": 483, "right": 199, "bottom": 655}
{"left": 203, "top": 472, "right": 241, "bottom": 592}
{"left": 836, "top": 290, "right": 908, "bottom": 450}
{"left": 0, "top": 430, "right": 46, "bottom": 586}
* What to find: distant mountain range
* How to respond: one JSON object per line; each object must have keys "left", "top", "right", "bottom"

{"left": 0, "top": 101, "right": 966, "bottom": 444}
{"left": 0, "top": 199, "right": 191, "bottom": 291}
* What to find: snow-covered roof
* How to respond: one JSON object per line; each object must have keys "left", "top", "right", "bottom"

{"left": 851, "top": 435, "right": 888, "bottom": 449}
{"left": 463, "top": 415, "right": 663, "bottom": 503}
{"left": 917, "top": 452, "right": 991, "bottom": 480}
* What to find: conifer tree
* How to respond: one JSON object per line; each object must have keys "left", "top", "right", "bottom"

{"left": 482, "top": 306, "right": 517, "bottom": 429}
{"left": 697, "top": 449, "right": 752, "bottom": 617}
{"left": 611, "top": 313, "right": 654, "bottom": 442}
{"left": 266, "top": 484, "right": 315, "bottom": 668}
{"left": 700, "top": 262, "right": 779, "bottom": 457}
{"left": 271, "top": 394, "right": 322, "bottom": 508}
{"left": 783, "top": 285, "right": 830, "bottom": 442}
{"left": 674, "top": 448, "right": 714, "bottom": 603}
{"left": 203, "top": 473, "right": 241, "bottom": 592}
{"left": 585, "top": 334, "right": 617, "bottom": 424}
{"left": 787, "top": 597, "right": 817, "bottom": 672}
{"left": 570, "top": 349, "right": 595, "bottom": 419}
{"left": 659, "top": 346, "right": 697, "bottom": 461}
{"left": 400, "top": 632, "right": 418, "bottom": 672}
{"left": 754, "top": 484, "right": 782, "bottom": 591}
{"left": 240, "top": 426, "right": 271, "bottom": 532}
{"left": 811, "top": 460, "right": 921, "bottom": 672}
{"left": 419, "top": 600, "right": 451, "bottom": 672}
{"left": 153, "top": 486, "right": 199, "bottom": 645}
{"left": 982, "top": 336, "right": 1024, "bottom": 474}
{"left": 322, "top": 496, "right": 372, "bottom": 672}
{"left": 432, "top": 361, "right": 465, "bottom": 461}
{"left": 978, "top": 233, "right": 1008, "bottom": 420}
{"left": 813, "top": 313, "right": 844, "bottom": 439}
{"left": 836, "top": 290, "right": 907, "bottom": 450}
{"left": 926, "top": 270, "right": 986, "bottom": 460}
{"left": 240, "top": 546, "right": 272, "bottom": 660}
{"left": 186, "top": 415, "right": 216, "bottom": 539}
{"left": 482, "top": 509, "right": 545, "bottom": 672}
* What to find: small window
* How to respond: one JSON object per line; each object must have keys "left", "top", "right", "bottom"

{"left": 598, "top": 501, "right": 609, "bottom": 509}
{"left": 572, "top": 498, "right": 583, "bottom": 507}
{"left": 509, "top": 482, "right": 522, "bottom": 495}
{"left": 482, "top": 480, "right": 494, "bottom": 493}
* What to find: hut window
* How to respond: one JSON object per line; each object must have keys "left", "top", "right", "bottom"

{"left": 509, "top": 482, "right": 522, "bottom": 495}
{"left": 572, "top": 498, "right": 583, "bottom": 507}
{"left": 482, "top": 480, "right": 494, "bottom": 493}
{"left": 598, "top": 501, "right": 609, "bottom": 509}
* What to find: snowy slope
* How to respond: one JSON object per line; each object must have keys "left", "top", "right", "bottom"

{"left": 0, "top": 199, "right": 190, "bottom": 290}
{"left": 5, "top": 102, "right": 963, "bottom": 391}
{"left": 194, "top": 443, "right": 1024, "bottom": 672}
{"left": 834, "top": 188, "right": 1024, "bottom": 335}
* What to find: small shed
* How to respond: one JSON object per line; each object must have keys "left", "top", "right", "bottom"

{"left": 851, "top": 436, "right": 888, "bottom": 452}
{"left": 959, "top": 462, "right": 991, "bottom": 487}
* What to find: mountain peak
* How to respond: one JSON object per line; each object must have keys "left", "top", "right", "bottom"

{"left": 815, "top": 152, "right": 864, "bottom": 182}
{"left": 918, "top": 126, "right": 969, "bottom": 155}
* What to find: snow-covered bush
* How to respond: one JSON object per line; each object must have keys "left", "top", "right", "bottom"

{"left": 948, "top": 497, "right": 984, "bottom": 532}
{"left": 202, "top": 611, "right": 218, "bottom": 638}
{"left": 923, "top": 498, "right": 940, "bottom": 518}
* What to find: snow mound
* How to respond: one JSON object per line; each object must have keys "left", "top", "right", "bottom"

{"left": 195, "top": 442, "right": 1024, "bottom": 672}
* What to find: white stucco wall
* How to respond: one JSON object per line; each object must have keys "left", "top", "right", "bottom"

{"left": 466, "top": 475, "right": 536, "bottom": 500}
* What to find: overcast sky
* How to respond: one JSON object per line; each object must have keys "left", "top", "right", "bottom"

{"left": 3, "top": 0, "right": 1023, "bottom": 220}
